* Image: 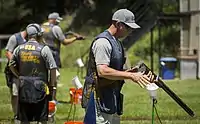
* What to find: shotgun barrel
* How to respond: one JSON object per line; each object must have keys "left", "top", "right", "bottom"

{"left": 136, "top": 62, "right": 195, "bottom": 117}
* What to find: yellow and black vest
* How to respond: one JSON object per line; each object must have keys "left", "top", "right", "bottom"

{"left": 42, "top": 22, "right": 61, "bottom": 68}
{"left": 18, "top": 41, "right": 48, "bottom": 81}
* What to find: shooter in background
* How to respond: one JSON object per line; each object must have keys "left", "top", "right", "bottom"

{"left": 42, "top": 12, "right": 84, "bottom": 100}
{"left": 5, "top": 27, "right": 27, "bottom": 121}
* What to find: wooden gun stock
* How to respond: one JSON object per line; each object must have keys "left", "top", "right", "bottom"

{"left": 136, "top": 62, "right": 195, "bottom": 117}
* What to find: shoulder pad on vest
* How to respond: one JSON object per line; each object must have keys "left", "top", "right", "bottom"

{"left": 95, "top": 31, "right": 113, "bottom": 41}
{"left": 14, "top": 32, "right": 25, "bottom": 45}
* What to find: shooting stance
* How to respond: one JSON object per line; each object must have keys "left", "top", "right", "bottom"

{"left": 42, "top": 12, "right": 84, "bottom": 100}
{"left": 82, "top": 9, "right": 151, "bottom": 124}
{"left": 9, "top": 23, "right": 57, "bottom": 124}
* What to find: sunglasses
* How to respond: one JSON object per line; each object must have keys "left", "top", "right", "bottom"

{"left": 121, "top": 22, "right": 133, "bottom": 31}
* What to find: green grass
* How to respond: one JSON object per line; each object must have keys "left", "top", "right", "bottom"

{"left": 0, "top": 68, "right": 200, "bottom": 124}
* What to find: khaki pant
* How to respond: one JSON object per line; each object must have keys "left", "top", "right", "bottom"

{"left": 10, "top": 78, "right": 19, "bottom": 96}
{"left": 9, "top": 78, "right": 19, "bottom": 118}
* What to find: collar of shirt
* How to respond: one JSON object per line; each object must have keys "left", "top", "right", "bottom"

{"left": 28, "top": 39, "right": 37, "bottom": 43}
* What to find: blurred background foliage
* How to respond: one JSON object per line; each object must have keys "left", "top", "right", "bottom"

{"left": 0, "top": 0, "right": 180, "bottom": 70}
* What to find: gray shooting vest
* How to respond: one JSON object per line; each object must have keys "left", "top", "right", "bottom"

{"left": 82, "top": 30, "right": 126, "bottom": 115}
{"left": 42, "top": 22, "right": 61, "bottom": 68}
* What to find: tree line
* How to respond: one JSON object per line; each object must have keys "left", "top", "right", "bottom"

{"left": 0, "top": 0, "right": 178, "bottom": 33}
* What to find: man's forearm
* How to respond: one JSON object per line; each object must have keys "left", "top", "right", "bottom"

{"left": 49, "top": 68, "right": 57, "bottom": 100}
{"left": 97, "top": 65, "right": 132, "bottom": 80}
{"left": 5, "top": 51, "right": 13, "bottom": 60}
{"left": 49, "top": 68, "right": 56, "bottom": 87}
{"left": 62, "top": 37, "right": 77, "bottom": 45}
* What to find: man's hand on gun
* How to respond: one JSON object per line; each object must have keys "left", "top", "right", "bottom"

{"left": 131, "top": 72, "right": 151, "bottom": 88}
{"left": 134, "top": 62, "right": 195, "bottom": 117}
{"left": 146, "top": 71, "right": 156, "bottom": 82}
{"left": 127, "top": 66, "right": 156, "bottom": 88}
{"left": 65, "top": 31, "right": 85, "bottom": 40}
{"left": 74, "top": 33, "right": 85, "bottom": 40}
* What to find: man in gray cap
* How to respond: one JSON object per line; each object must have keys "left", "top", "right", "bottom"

{"left": 82, "top": 9, "right": 151, "bottom": 124}
{"left": 5, "top": 27, "right": 27, "bottom": 122}
{"left": 42, "top": 12, "right": 84, "bottom": 100}
{"left": 42, "top": 12, "right": 84, "bottom": 68}
{"left": 9, "top": 23, "right": 57, "bottom": 124}
{"left": 48, "top": 12, "right": 63, "bottom": 23}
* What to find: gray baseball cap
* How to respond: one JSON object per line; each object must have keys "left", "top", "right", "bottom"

{"left": 112, "top": 9, "right": 140, "bottom": 29}
{"left": 48, "top": 12, "right": 63, "bottom": 22}
{"left": 26, "top": 23, "right": 44, "bottom": 36}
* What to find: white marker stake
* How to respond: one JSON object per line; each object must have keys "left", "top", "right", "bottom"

{"left": 76, "top": 58, "right": 84, "bottom": 68}
{"left": 72, "top": 76, "right": 83, "bottom": 89}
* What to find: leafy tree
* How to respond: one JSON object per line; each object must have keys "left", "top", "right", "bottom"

{"left": 0, "top": 0, "right": 30, "bottom": 32}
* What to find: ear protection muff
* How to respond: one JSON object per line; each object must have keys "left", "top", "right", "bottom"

{"left": 26, "top": 23, "right": 43, "bottom": 36}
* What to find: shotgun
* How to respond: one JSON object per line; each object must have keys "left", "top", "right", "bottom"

{"left": 135, "top": 62, "right": 195, "bottom": 117}
{"left": 64, "top": 31, "right": 85, "bottom": 40}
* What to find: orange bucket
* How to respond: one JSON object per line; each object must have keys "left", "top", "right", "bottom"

{"left": 48, "top": 101, "right": 56, "bottom": 113}
{"left": 69, "top": 88, "right": 82, "bottom": 104}
{"left": 64, "top": 121, "right": 83, "bottom": 124}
